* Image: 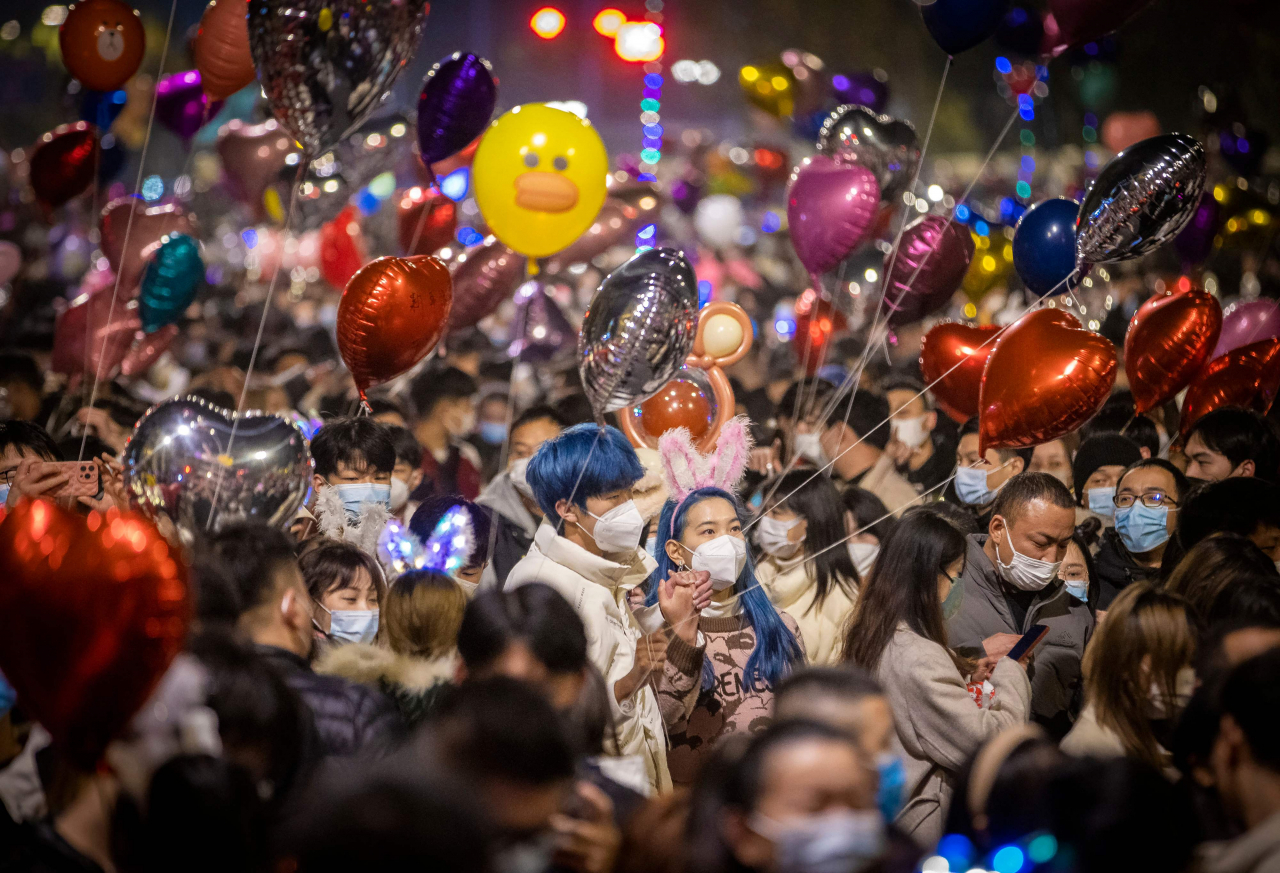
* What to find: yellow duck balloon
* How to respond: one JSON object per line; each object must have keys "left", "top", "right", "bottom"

{"left": 472, "top": 103, "right": 608, "bottom": 267}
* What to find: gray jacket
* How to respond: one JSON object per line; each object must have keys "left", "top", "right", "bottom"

{"left": 946, "top": 534, "right": 1094, "bottom": 733}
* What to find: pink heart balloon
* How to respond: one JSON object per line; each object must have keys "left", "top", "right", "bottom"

{"left": 786, "top": 155, "right": 880, "bottom": 282}
{"left": 99, "top": 198, "right": 196, "bottom": 295}
{"left": 0, "top": 241, "right": 21, "bottom": 285}
{"left": 884, "top": 215, "right": 975, "bottom": 327}
{"left": 1213, "top": 299, "right": 1280, "bottom": 360}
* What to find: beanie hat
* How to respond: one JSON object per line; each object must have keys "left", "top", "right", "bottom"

{"left": 1072, "top": 434, "right": 1143, "bottom": 501}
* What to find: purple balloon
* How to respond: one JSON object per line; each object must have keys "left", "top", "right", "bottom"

{"left": 509, "top": 280, "right": 575, "bottom": 362}
{"left": 884, "top": 215, "right": 976, "bottom": 326}
{"left": 417, "top": 52, "right": 497, "bottom": 171}
{"left": 670, "top": 175, "right": 703, "bottom": 215}
{"left": 831, "top": 71, "right": 888, "bottom": 114}
{"left": 154, "top": 70, "right": 222, "bottom": 142}
{"left": 1173, "top": 195, "right": 1219, "bottom": 268}
{"left": 1213, "top": 299, "right": 1280, "bottom": 360}
{"left": 786, "top": 155, "right": 880, "bottom": 282}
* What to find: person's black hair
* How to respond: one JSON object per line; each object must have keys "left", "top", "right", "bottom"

{"left": 837, "top": 391, "right": 891, "bottom": 450}
{"left": 552, "top": 392, "right": 596, "bottom": 426}
{"left": 202, "top": 523, "right": 299, "bottom": 619}
{"left": 0, "top": 352, "right": 42, "bottom": 391}
{"left": 1186, "top": 407, "right": 1280, "bottom": 482}
{"left": 510, "top": 404, "right": 570, "bottom": 434}
{"left": 1123, "top": 414, "right": 1161, "bottom": 457}
{"left": 774, "top": 665, "right": 884, "bottom": 710}
{"left": 990, "top": 471, "right": 1076, "bottom": 525}
{"left": 298, "top": 539, "right": 385, "bottom": 602}
{"left": 777, "top": 378, "right": 837, "bottom": 425}
{"left": 457, "top": 583, "right": 588, "bottom": 675}
{"left": 0, "top": 420, "right": 60, "bottom": 462}
{"left": 365, "top": 397, "right": 408, "bottom": 421}
{"left": 1176, "top": 477, "right": 1280, "bottom": 554}
{"left": 409, "top": 495, "right": 493, "bottom": 569}
{"left": 959, "top": 416, "right": 1034, "bottom": 468}
{"left": 841, "top": 486, "right": 897, "bottom": 545}
{"left": 386, "top": 425, "right": 423, "bottom": 469}
{"left": 409, "top": 366, "right": 478, "bottom": 419}
{"left": 1072, "top": 434, "right": 1144, "bottom": 503}
{"left": 1081, "top": 390, "right": 1137, "bottom": 441}
{"left": 881, "top": 374, "right": 935, "bottom": 412}
{"left": 1205, "top": 574, "right": 1280, "bottom": 629}
{"left": 766, "top": 470, "right": 861, "bottom": 606}
{"left": 310, "top": 416, "right": 395, "bottom": 478}
{"left": 1220, "top": 647, "right": 1280, "bottom": 771}
{"left": 913, "top": 501, "right": 981, "bottom": 536}
{"left": 942, "top": 733, "right": 1065, "bottom": 852}
{"left": 1117, "top": 456, "right": 1189, "bottom": 504}
{"left": 188, "top": 387, "right": 237, "bottom": 411}
{"left": 560, "top": 664, "right": 615, "bottom": 758}
{"left": 56, "top": 435, "right": 113, "bottom": 463}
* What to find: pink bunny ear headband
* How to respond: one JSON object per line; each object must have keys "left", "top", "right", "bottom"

{"left": 657, "top": 415, "right": 754, "bottom": 507}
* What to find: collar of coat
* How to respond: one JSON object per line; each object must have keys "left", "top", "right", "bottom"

{"left": 533, "top": 521, "right": 657, "bottom": 591}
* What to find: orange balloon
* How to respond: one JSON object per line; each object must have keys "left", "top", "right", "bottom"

{"left": 194, "top": 0, "right": 257, "bottom": 100}
{"left": 636, "top": 370, "right": 716, "bottom": 443}
{"left": 59, "top": 0, "right": 146, "bottom": 92}
{"left": 1180, "top": 339, "right": 1280, "bottom": 436}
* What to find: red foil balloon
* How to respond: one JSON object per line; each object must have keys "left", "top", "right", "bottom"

{"left": 445, "top": 236, "right": 527, "bottom": 334}
{"left": 1045, "top": 0, "right": 1155, "bottom": 53}
{"left": 979, "top": 309, "right": 1118, "bottom": 453}
{"left": 100, "top": 197, "right": 196, "bottom": 294}
{"left": 397, "top": 187, "right": 457, "bottom": 256}
{"left": 792, "top": 295, "right": 847, "bottom": 376}
{"left": 52, "top": 289, "right": 177, "bottom": 382}
{"left": 0, "top": 500, "right": 189, "bottom": 769}
{"left": 1124, "top": 282, "right": 1222, "bottom": 414}
{"left": 885, "top": 215, "right": 975, "bottom": 327}
{"left": 320, "top": 206, "right": 367, "bottom": 290}
{"left": 338, "top": 255, "right": 453, "bottom": 398}
{"left": 29, "top": 123, "right": 100, "bottom": 210}
{"left": 193, "top": 0, "right": 257, "bottom": 100}
{"left": 1180, "top": 339, "right": 1280, "bottom": 436}
{"left": 920, "top": 322, "right": 1001, "bottom": 423}
{"left": 58, "top": 0, "right": 146, "bottom": 92}
{"left": 636, "top": 370, "right": 717, "bottom": 443}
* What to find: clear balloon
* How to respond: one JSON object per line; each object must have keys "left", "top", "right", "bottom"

{"left": 787, "top": 156, "right": 880, "bottom": 282}
{"left": 884, "top": 215, "right": 974, "bottom": 327}
{"left": 1124, "top": 283, "right": 1222, "bottom": 414}
{"left": 693, "top": 195, "right": 745, "bottom": 250}
{"left": 816, "top": 105, "right": 920, "bottom": 202}
{"left": 139, "top": 233, "right": 204, "bottom": 334}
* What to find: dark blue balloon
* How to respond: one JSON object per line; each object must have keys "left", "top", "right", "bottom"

{"left": 417, "top": 52, "right": 497, "bottom": 170}
{"left": 1013, "top": 198, "right": 1079, "bottom": 297}
{"left": 139, "top": 233, "right": 204, "bottom": 333}
{"left": 921, "top": 0, "right": 1010, "bottom": 55}
{"left": 80, "top": 89, "right": 127, "bottom": 130}
{"left": 994, "top": 5, "right": 1044, "bottom": 56}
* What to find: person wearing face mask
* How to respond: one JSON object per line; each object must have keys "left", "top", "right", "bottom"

{"left": 477, "top": 406, "right": 569, "bottom": 590}
{"left": 842, "top": 510, "right": 1032, "bottom": 847}
{"left": 386, "top": 426, "right": 426, "bottom": 523}
{"left": 1058, "top": 534, "right": 1098, "bottom": 613}
{"left": 408, "top": 366, "right": 483, "bottom": 502}
{"left": 304, "top": 418, "right": 397, "bottom": 548}
{"left": 883, "top": 377, "right": 958, "bottom": 496}
{"left": 298, "top": 540, "right": 385, "bottom": 653}
{"left": 409, "top": 496, "right": 494, "bottom": 596}
{"left": 755, "top": 471, "right": 863, "bottom": 665}
{"left": 841, "top": 487, "right": 897, "bottom": 583}
{"left": 805, "top": 393, "right": 919, "bottom": 518}
{"left": 469, "top": 389, "right": 513, "bottom": 482}
{"left": 507, "top": 424, "right": 708, "bottom": 793}
{"left": 949, "top": 418, "right": 1032, "bottom": 532}
{"left": 645, "top": 487, "right": 806, "bottom": 785}
{"left": 1094, "top": 459, "right": 1187, "bottom": 610}
{"left": 946, "top": 473, "right": 1094, "bottom": 742}
{"left": 1070, "top": 434, "right": 1143, "bottom": 532}
{"left": 1061, "top": 583, "right": 1197, "bottom": 776}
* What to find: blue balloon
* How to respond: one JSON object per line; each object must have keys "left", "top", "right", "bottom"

{"left": 139, "top": 233, "right": 204, "bottom": 333}
{"left": 921, "top": 0, "right": 1010, "bottom": 55}
{"left": 1013, "top": 198, "right": 1079, "bottom": 297}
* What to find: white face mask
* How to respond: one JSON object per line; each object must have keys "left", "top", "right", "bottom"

{"left": 1148, "top": 666, "right": 1196, "bottom": 718}
{"left": 847, "top": 542, "right": 879, "bottom": 578}
{"left": 994, "top": 523, "right": 1060, "bottom": 592}
{"left": 686, "top": 534, "right": 748, "bottom": 590}
{"left": 389, "top": 476, "right": 409, "bottom": 513}
{"left": 891, "top": 415, "right": 929, "bottom": 450}
{"left": 448, "top": 408, "right": 476, "bottom": 440}
{"left": 793, "top": 431, "right": 829, "bottom": 467}
{"left": 582, "top": 499, "right": 645, "bottom": 553}
{"left": 508, "top": 457, "right": 535, "bottom": 499}
{"left": 757, "top": 515, "right": 804, "bottom": 559}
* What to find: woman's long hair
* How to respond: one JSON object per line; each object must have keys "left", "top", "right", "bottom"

{"left": 842, "top": 509, "right": 967, "bottom": 673}
{"left": 646, "top": 487, "right": 804, "bottom": 691}
{"left": 762, "top": 470, "right": 861, "bottom": 609}
{"left": 1081, "top": 583, "right": 1197, "bottom": 770}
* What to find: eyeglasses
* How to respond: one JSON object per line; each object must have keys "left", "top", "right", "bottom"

{"left": 1114, "top": 491, "right": 1178, "bottom": 509}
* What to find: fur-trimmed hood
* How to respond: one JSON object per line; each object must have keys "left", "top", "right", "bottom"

{"left": 313, "top": 485, "right": 392, "bottom": 557}
{"left": 313, "top": 642, "right": 455, "bottom": 693}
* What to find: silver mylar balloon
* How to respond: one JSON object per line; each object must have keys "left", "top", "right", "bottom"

{"left": 816, "top": 104, "right": 920, "bottom": 201}
{"left": 1076, "top": 133, "right": 1207, "bottom": 268}
{"left": 579, "top": 247, "right": 699, "bottom": 415}
{"left": 247, "top": 0, "right": 428, "bottom": 157}
{"left": 123, "top": 396, "right": 313, "bottom": 544}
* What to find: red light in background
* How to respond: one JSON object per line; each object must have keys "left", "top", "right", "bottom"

{"left": 530, "top": 7, "right": 566, "bottom": 39}
{"left": 593, "top": 8, "right": 625, "bottom": 36}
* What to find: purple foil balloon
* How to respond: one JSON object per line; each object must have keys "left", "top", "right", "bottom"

{"left": 1213, "top": 299, "right": 1280, "bottom": 360}
{"left": 509, "top": 280, "right": 575, "bottom": 362}
{"left": 417, "top": 52, "right": 497, "bottom": 171}
{"left": 884, "top": 215, "right": 975, "bottom": 327}
{"left": 1174, "top": 196, "right": 1220, "bottom": 267}
{"left": 787, "top": 155, "right": 880, "bottom": 281}
{"left": 154, "top": 70, "right": 222, "bottom": 142}
{"left": 831, "top": 71, "right": 888, "bottom": 114}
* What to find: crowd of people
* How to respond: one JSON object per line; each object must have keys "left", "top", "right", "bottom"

{"left": 2, "top": 332, "right": 1280, "bottom": 873}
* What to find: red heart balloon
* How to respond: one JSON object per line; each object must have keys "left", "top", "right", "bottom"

{"left": 920, "top": 321, "right": 1001, "bottom": 422}
{"left": 1124, "top": 282, "right": 1222, "bottom": 414}
{"left": 1180, "top": 339, "right": 1280, "bottom": 436}
{"left": 51, "top": 291, "right": 176, "bottom": 383}
{"left": 0, "top": 500, "right": 189, "bottom": 769}
{"left": 397, "top": 187, "right": 457, "bottom": 256}
{"left": 29, "top": 122, "right": 101, "bottom": 211}
{"left": 321, "top": 206, "right": 367, "bottom": 290}
{"left": 338, "top": 255, "right": 453, "bottom": 398}
{"left": 979, "top": 308, "right": 1118, "bottom": 453}
{"left": 793, "top": 295, "right": 847, "bottom": 376}
{"left": 100, "top": 197, "right": 197, "bottom": 295}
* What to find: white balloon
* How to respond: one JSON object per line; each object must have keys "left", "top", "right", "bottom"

{"left": 694, "top": 194, "right": 745, "bottom": 250}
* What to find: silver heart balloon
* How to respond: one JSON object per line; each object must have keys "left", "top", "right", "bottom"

{"left": 248, "top": 0, "right": 428, "bottom": 156}
{"left": 817, "top": 104, "right": 921, "bottom": 201}
{"left": 1076, "top": 133, "right": 1207, "bottom": 269}
{"left": 579, "top": 248, "right": 699, "bottom": 415}
{"left": 123, "top": 396, "right": 313, "bottom": 543}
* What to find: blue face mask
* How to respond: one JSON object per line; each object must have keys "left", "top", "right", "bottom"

{"left": 0, "top": 483, "right": 8, "bottom": 506}
{"left": 0, "top": 669, "right": 15, "bottom": 716}
{"left": 875, "top": 754, "right": 907, "bottom": 822}
{"left": 1064, "top": 580, "right": 1089, "bottom": 602}
{"left": 1087, "top": 486, "right": 1116, "bottom": 518}
{"left": 479, "top": 421, "right": 507, "bottom": 445}
{"left": 941, "top": 573, "right": 964, "bottom": 620}
{"left": 954, "top": 465, "right": 997, "bottom": 506}
{"left": 326, "top": 609, "right": 379, "bottom": 644}
{"left": 333, "top": 483, "right": 391, "bottom": 518}
{"left": 1115, "top": 503, "right": 1172, "bottom": 554}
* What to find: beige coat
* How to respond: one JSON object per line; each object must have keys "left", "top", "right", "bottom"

{"left": 1201, "top": 811, "right": 1280, "bottom": 873}
{"left": 1059, "top": 704, "right": 1126, "bottom": 758}
{"left": 757, "top": 554, "right": 857, "bottom": 665}
{"left": 875, "top": 623, "right": 1032, "bottom": 848}
{"left": 858, "top": 452, "right": 924, "bottom": 517}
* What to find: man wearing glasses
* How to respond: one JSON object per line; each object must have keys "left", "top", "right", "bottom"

{"left": 1095, "top": 459, "right": 1189, "bottom": 611}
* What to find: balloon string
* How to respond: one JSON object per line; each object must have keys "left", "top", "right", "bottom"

{"left": 406, "top": 184, "right": 436, "bottom": 256}
{"left": 78, "top": 0, "right": 180, "bottom": 462}
{"left": 81, "top": 133, "right": 105, "bottom": 402}
{"left": 205, "top": 157, "right": 309, "bottom": 528}
{"left": 175, "top": 100, "right": 214, "bottom": 197}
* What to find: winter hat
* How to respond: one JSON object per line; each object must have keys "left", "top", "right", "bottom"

{"left": 1072, "top": 434, "right": 1143, "bottom": 500}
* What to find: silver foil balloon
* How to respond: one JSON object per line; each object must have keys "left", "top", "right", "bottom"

{"left": 816, "top": 104, "right": 920, "bottom": 201}
{"left": 123, "top": 396, "right": 313, "bottom": 543}
{"left": 1076, "top": 133, "right": 1207, "bottom": 268}
{"left": 579, "top": 248, "right": 699, "bottom": 415}
{"left": 247, "top": 0, "right": 428, "bottom": 156}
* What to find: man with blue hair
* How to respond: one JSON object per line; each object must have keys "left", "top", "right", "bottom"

{"left": 507, "top": 423, "right": 704, "bottom": 793}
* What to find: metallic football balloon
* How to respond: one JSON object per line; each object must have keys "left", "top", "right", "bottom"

{"left": 123, "top": 396, "right": 313, "bottom": 543}
{"left": 579, "top": 248, "right": 700, "bottom": 415}
{"left": 1076, "top": 133, "right": 1207, "bottom": 268}
{"left": 247, "top": 0, "right": 428, "bottom": 156}
{"left": 816, "top": 104, "right": 920, "bottom": 201}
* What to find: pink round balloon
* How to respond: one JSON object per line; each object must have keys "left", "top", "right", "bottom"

{"left": 1213, "top": 300, "right": 1280, "bottom": 360}
{"left": 0, "top": 241, "right": 20, "bottom": 285}
{"left": 884, "top": 215, "right": 975, "bottom": 327}
{"left": 786, "top": 155, "right": 880, "bottom": 282}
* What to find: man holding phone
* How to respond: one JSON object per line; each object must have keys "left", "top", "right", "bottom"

{"left": 1, "top": 421, "right": 124, "bottom": 515}
{"left": 945, "top": 472, "right": 1095, "bottom": 741}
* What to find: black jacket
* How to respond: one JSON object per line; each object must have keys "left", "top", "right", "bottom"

{"left": 255, "top": 645, "right": 403, "bottom": 758}
{"left": 1094, "top": 528, "right": 1160, "bottom": 609}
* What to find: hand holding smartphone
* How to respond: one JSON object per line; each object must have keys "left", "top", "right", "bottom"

{"left": 15, "top": 459, "right": 102, "bottom": 499}
{"left": 1006, "top": 624, "right": 1050, "bottom": 664}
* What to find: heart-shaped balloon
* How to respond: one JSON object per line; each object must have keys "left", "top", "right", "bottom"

{"left": 123, "top": 396, "right": 314, "bottom": 543}
{"left": 979, "top": 309, "right": 1117, "bottom": 452}
{"left": 320, "top": 206, "right": 367, "bottom": 290}
{"left": 52, "top": 290, "right": 177, "bottom": 382}
{"left": 397, "top": 188, "right": 457, "bottom": 256}
{"left": 1124, "top": 283, "right": 1221, "bottom": 414}
{"left": 1180, "top": 339, "right": 1280, "bottom": 436}
{"left": 1213, "top": 299, "right": 1280, "bottom": 360}
{"left": 139, "top": 233, "right": 204, "bottom": 333}
{"left": 921, "top": 0, "right": 1010, "bottom": 55}
{"left": 444, "top": 236, "right": 527, "bottom": 334}
{"left": 216, "top": 119, "right": 299, "bottom": 216}
{"left": 100, "top": 197, "right": 196, "bottom": 295}
{"left": 338, "top": 255, "right": 453, "bottom": 398}
{"left": 1046, "top": 0, "right": 1155, "bottom": 53}
{"left": 816, "top": 105, "right": 920, "bottom": 202}
{"left": 508, "top": 280, "right": 577, "bottom": 363}
{"left": 884, "top": 215, "right": 974, "bottom": 327}
{"left": 920, "top": 321, "right": 1001, "bottom": 422}
{"left": 417, "top": 52, "right": 498, "bottom": 171}
{"left": 29, "top": 122, "right": 100, "bottom": 210}
{"left": 540, "top": 182, "right": 665, "bottom": 275}
{"left": 154, "top": 70, "right": 223, "bottom": 142}
{"left": 0, "top": 500, "right": 189, "bottom": 769}
{"left": 787, "top": 156, "right": 880, "bottom": 282}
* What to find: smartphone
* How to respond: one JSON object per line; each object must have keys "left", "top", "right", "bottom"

{"left": 1006, "top": 624, "right": 1050, "bottom": 662}
{"left": 16, "top": 459, "right": 101, "bottom": 498}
